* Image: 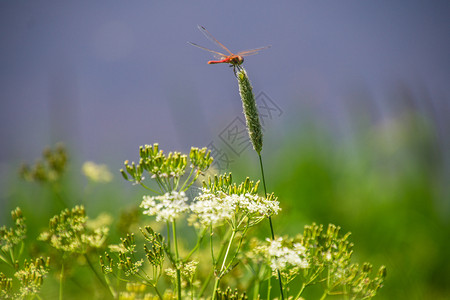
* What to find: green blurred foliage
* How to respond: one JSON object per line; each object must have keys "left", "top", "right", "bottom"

{"left": 1, "top": 87, "right": 449, "bottom": 299}
{"left": 233, "top": 93, "right": 449, "bottom": 299}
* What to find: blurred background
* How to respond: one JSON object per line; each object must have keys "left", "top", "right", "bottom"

{"left": 0, "top": 1, "right": 449, "bottom": 299}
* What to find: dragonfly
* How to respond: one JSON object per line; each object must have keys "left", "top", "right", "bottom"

{"left": 189, "top": 25, "right": 271, "bottom": 73}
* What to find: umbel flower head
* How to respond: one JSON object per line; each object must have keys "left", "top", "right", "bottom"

{"left": 189, "top": 173, "right": 280, "bottom": 229}
{"left": 265, "top": 237, "right": 309, "bottom": 271}
{"left": 140, "top": 191, "right": 189, "bottom": 222}
{"left": 249, "top": 224, "right": 387, "bottom": 296}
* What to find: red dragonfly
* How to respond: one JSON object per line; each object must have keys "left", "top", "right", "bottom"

{"left": 189, "top": 25, "right": 270, "bottom": 72}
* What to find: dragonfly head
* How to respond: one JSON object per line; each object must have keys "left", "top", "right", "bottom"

{"left": 229, "top": 55, "right": 244, "bottom": 66}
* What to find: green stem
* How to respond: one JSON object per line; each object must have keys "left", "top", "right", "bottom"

{"left": 172, "top": 221, "right": 182, "bottom": 300}
{"left": 84, "top": 254, "right": 109, "bottom": 291}
{"left": 219, "top": 229, "right": 237, "bottom": 276}
{"left": 59, "top": 260, "right": 64, "bottom": 300}
{"left": 224, "top": 226, "right": 248, "bottom": 271}
{"left": 294, "top": 283, "right": 307, "bottom": 300}
{"left": 199, "top": 227, "right": 232, "bottom": 298}
{"left": 199, "top": 267, "right": 214, "bottom": 298}
{"left": 258, "top": 153, "right": 285, "bottom": 300}
{"left": 212, "top": 229, "right": 237, "bottom": 299}
{"left": 212, "top": 278, "right": 220, "bottom": 300}
{"left": 184, "top": 227, "right": 207, "bottom": 262}
{"left": 252, "top": 263, "right": 265, "bottom": 300}
{"left": 210, "top": 225, "right": 216, "bottom": 267}
{"left": 0, "top": 251, "right": 14, "bottom": 269}
{"left": 103, "top": 274, "right": 117, "bottom": 299}
{"left": 320, "top": 291, "right": 328, "bottom": 300}
{"left": 258, "top": 154, "right": 268, "bottom": 198}
{"left": 139, "top": 182, "right": 160, "bottom": 194}
{"left": 253, "top": 277, "right": 260, "bottom": 300}
{"left": 154, "top": 287, "right": 164, "bottom": 300}
{"left": 179, "top": 168, "right": 195, "bottom": 191}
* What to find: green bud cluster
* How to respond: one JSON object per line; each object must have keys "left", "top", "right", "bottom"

{"left": 301, "top": 223, "right": 353, "bottom": 264}
{"left": 121, "top": 143, "right": 213, "bottom": 193}
{"left": 121, "top": 143, "right": 188, "bottom": 181}
{"left": 202, "top": 173, "right": 260, "bottom": 196}
{"left": 249, "top": 223, "right": 386, "bottom": 299}
{"left": 0, "top": 208, "right": 50, "bottom": 299}
{"left": 13, "top": 257, "right": 50, "bottom": 298}
{"left": 118, "top": 251, "right": 143, "bottom": 277}
{"left": 99, "top": 253, "right": 114, "bottom": 275}
{"left": 19, "top": 143, "right": 68, "bottom": 183}
{"left": 0, "top": 207, "right": 26, "bottom": 254}
{"left": 100, "top": 226, "right": 166, "bottom": 291}
{"left": 39, "top": 205, "right": 109, "bottom": 255}
{"left": 0, "top": 273, "right": 13, "bottom": 298}
{"left": 189, "top": 147, "right": 213, "bottom": 172}
{"left": 215, "top": 287, "right": 248, "bottom": 300}
{"left": 141, "top": 227, "right": 165, "bottom": 267}
{"left": 301, "top": 223, "right": 386, "bottom": 298}
{"left": 120, "top": 233, "right": 137, "bottom": 254}
{"left": 0, "top": 257, "right": 50, "bottom": 299}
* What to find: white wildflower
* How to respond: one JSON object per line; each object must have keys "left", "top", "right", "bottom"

{"left": 190, "top": 188, "right": 281, "bottom": 228}
{"left": 324, "top": 250, "right": 332, "bottom": 262}
{"left": 182, "top": 260, "right": 198, "bottom": 282}
{"left": 190, "top": 190, "right": 233, "bottom": 226}
{"left": 267, "top": 237, "right": 309, "bottom": 271}
{"left": 140, "top": 191, "right": 189, "bottom": 222}
{"left": 165, "top": 267, "right": 177, "bottom": 280}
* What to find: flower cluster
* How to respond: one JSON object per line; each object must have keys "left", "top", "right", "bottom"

{"left": 140, "top": 226, "right": 165, "bottom": 267}
{"left": 265, "top": 237, "right": 309, "bottom": 271}
{"left": 121, "top": 144, "right": 212, "bottom": 189}
{"left": 102, "top": 229, "right": 166, "bottom": 276}
{"left": 140, "top": 191, "right": 189, "bottom": 222}
{"left": 139, "top": 173, "right": 280, "bottom": 230}
{"left": 250, "top": 236, "right": 309, "bottom": 284}
{"left": 39, "top": 205, "right": 109, "bottom": 255}
{"left": 118, "top": 145, "right": 385, "bottom": 299}
{"left": 1, "top": 257, "right": 50, "bottom": 299}
{"left": 0, "top": 207, "right": 26, "bottom": 254}
{"left": 248, "top": 224, "right": 386, "bottom": 297}
{"left": 13, "top": 257, "right": 50, "bottom": 298}
{"left": 190, "top": 188, "right": 280, "bottom": 228}
{"left": 19, "top": 143, "right": 68, "bottom": 183}
{"left": 0, "top": 208, "right": 50, "bottom": 299}
{"left": 215, "top": 287, "right": 248, "bottom": 300}
{"left": 189, "top": 174, "right": 280, "bottom": 229}
{"left": 189, "top": 190, "right": 233, "bottom": 227}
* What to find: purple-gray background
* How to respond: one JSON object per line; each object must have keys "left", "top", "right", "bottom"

{"left": 1, "top": 0, "right": 449, "bottom": 186}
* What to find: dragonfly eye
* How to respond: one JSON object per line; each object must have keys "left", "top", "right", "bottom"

{"left": 232, "top": 56, "right": 244, "bottom": 65}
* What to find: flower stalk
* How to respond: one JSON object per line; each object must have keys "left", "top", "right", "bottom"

{"left": 237, "top": 67, "right": 285, "bottom": 299}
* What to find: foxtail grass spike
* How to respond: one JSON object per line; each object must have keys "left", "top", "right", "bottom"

{"left": 237, "top": 68, "right": 263, "bottom": 154}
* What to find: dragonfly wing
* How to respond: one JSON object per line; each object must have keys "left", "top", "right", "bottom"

{"left": 237, "top": 45, "right": 272, "bottom": 57}
{"left": 188, "top": 42, "right": 226, "bottom": 59}
{"left": 197, "top": 25, "right": 234, "bottom": 55}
